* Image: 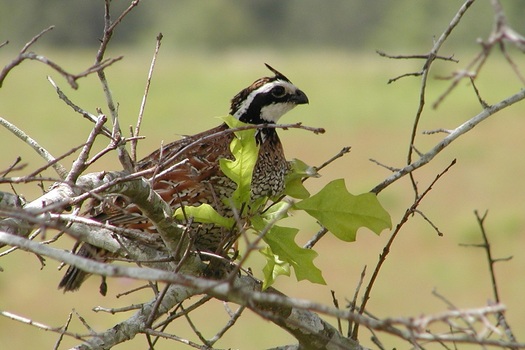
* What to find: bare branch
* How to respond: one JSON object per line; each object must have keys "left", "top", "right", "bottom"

{"left": 376, "top": 50, "right": 458, "bottom": 63}
{"left": 47, "top": 76, "right": 112, "bottom": 138}
{"left": 0, "top": 310, "right": 84, "bottom": 341}
{"left": 0, "top": 116, "right": 68, "bottom": 179}
{"left": 65, "top": 115, "right": 108, "bottom": 183}
{"left": 1, "top": 170, "right": 182, "bottom": 261}
{"left": 208, "top": 304, "right": 246, "bottom": 346}
{"left": 0, "top": 26, "right": 123, "bottom": 90}
{"left": 303, "top": 226, "right": 328, "bottom": 249}
{"left": 472, "top": 210, "right": 517, "bottom": 345}
{"left": 94, "top": 0, "right": 142, "bottom": 172}
{"left": 132, "top": 33, "right": 163, "bottom": 166}
{"left": 371, "top": 88, "right": 525, "bottom": 194}
{"left": 316, "top": 146, "right": 351, "bottom": 172}
{"left": 376, "top": 50, "right": 459, "bottom": 84}
{"left": 0, "top": 26, "right": 54, "bottom": 87}
{"left": 355, "top": 160, "right": 456, "bottom": 339}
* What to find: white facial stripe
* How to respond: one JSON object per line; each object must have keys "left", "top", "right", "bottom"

{"left": 254, "top": 79, "right": 296, "bottom": 95}
{"left": 260, "top": 103, "right": 296, "bottom": 123}
{"left": 233, "top": 79, "right": 298, "bottom": 120}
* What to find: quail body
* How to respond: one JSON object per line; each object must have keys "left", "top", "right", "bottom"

{"left": 59, "top": 64, "right": 309, "bottom": 292}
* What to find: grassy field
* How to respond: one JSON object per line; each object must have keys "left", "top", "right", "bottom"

{"left": 1, "top": 48, "right": 525, "bottom": 349}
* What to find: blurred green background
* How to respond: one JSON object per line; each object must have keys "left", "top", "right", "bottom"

{"left": 1, "top": 1, "right": 525, "bottom": 349}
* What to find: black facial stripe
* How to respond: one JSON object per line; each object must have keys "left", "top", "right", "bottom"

{"left": 229, "top": 65, "right": 307, "bottom": 125}
{"left": 237, "top": 92, "right": 293, "bottom": 124}
{"left": 229, "top": 76, "right": 278, "bottom": 116}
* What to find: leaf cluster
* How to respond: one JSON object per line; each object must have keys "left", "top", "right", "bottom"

{"left": 178, "top": 115, "right": 392, "bottom": 289}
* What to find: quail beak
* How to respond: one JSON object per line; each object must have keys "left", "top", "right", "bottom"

{"left": 292, "top": 89, "right": 309, "bottom": 105}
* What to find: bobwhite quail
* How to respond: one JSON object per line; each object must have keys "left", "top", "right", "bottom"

{"left": 58, "top": 64, "right": 309, "bottom": 292}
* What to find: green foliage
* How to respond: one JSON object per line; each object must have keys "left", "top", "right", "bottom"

{"left": 174, "top": 116, "right": 391, "bottom": 289}
{"left": 260, "top": 246, "right": 290, "bottom": 288}
{"left": 284, "top": 158, "right": 319, "bottom": 199}
{"left": 295, "top": 179, "right": 392, "bottom": 242}
{"left": 252, "top": 202, "right": 325, "bottom": 289}
{"left": 219, "top": 115, "right": 258, "bottom": 208}
{"left": 173, "top": 204, "right": 234, "bottom": 228}
{"left": 260, "top": 224, "right": 325, "bottom": 289}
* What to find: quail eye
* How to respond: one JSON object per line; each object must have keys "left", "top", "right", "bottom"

{"left": 271, "top": 86, "right": 286, "bottom": 98}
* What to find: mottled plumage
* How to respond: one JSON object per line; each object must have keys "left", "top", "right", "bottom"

{"left": 59, "top": 64, "right": 308, "bottom": 292}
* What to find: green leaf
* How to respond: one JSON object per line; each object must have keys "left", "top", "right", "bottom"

{"left": 174, "top": 204, "right": 235, "bottom": 228}
{"left": 255, "top": 219, "right": 325, "bottom": 286}
{"left": 260, "top": 246, "right": 291, "bottom": 290}
{"left": 260, "top": 201, "right": 290, "bottom": 222}
{"left": 284, "top": 158, "right": 319, "bottom": 199}
{"left": 294, "top": 178, "right": 391, "bottom": 242}
{"left": 219, "top": 115, "right": 259, "bottom": 207}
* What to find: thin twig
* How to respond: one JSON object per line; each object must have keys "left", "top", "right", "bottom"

{"left": 132, "top": 33, "right": 163, "bottom": 166}
{"left": 154, "top": 122, "right": 324, "bottom": 181}
{"left": 0, "top": 116, "right": 68, "bottom": 179}
{"left": 208, "top": 304, "right": 246, "bottom": 345}
{"left": 47, "top": 76, "right": 112, "bottom": 138}
{"left": 92, "top": 304, "right": 144, "bottom": 314}
{"left": 0, "top": 26, "right": 122, "bottom": 90}
{"left": 53, "top": 310, "right": 74, "bottom": 350}
{"left": 353, "top": 159, "right": 456, "bottom": 340}
{"left": 303, "top": 226, "right": 328, "bottom": 249}
{"left": 0, "top": 156, "right": 24, "bottom": 177}
{"left": 146, "top": 284, "right": 171, "bottom": 328}
{"left": 181, "top": 304, "right": 209, "bottom": 346}
{"left": 376, "top": 50, "right": 458, "bottom": 84}
{"left": 368, "top": 158, "right": 400, "bottom": 172}
{"left": 371, "top": 87, "right": 525, "bottom": 194}
{"left": 65, "top": 114, "right": 108, "bottom": 183}
{"left": 144, "top": 329, "right": 207, "bottom": 349}
{"left": 0, "top": 26, "right": 54, "bottom": 87}
{"left": 152, "top": 296, "right": 213, "bottom": 329}
{"left": 347, "top": 265, "right": 366, "bottom": 337}
{"left": 376, "top": 50, "right": 459, "bottom": 62}
{"left": 315, "top": 146, "right": 351, "bottom": 173}
{"left": 0, "top": 310, "right": 85, "bottom": 341}
{"left": 473, "top": 210, "right": 517, "bottom": 345}
{"left": 413, "top": 209, "right": 444, "bottom": 236}
{"left": 331, "top": 290, "right": 343, "bottom": 334}
{"left": 95, "top": 0, "right": 140, "bottom": 172}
